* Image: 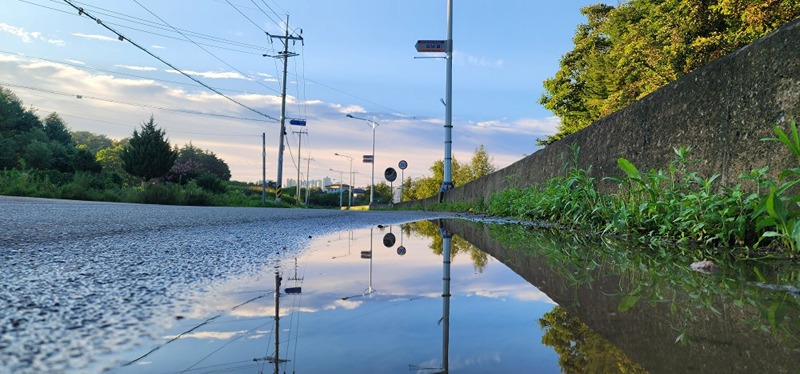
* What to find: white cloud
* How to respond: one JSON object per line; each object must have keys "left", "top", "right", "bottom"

{"left": 467, "top": 116, "right": 560, "bottom": 136}
{"left": 65, "top": 59, "right": 85, "bottom": 65}
{"left": 71, "top": 32, "right": 119, "bottom": 42}
{"left": 165, "top": 69, "right": 250, "bottom": 80}
{"left": 0, "top": 23, "right": 65, "bottom": 46}
{"left": 454, "top": 51, "right": 503, "bottom": 68}
{"left": 151, "top": 45, "right": 166, "bottom": 49}
{"left": 115, "top": 65, "right": 157, "bottom": 72}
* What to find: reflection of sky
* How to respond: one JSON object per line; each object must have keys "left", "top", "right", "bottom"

{"left": 111, "top": 223, "right": 560, "bottom": 373}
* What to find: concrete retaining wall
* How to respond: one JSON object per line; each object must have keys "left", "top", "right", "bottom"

{"left": 401, "top": 19, "right": 800, "bottom": 209}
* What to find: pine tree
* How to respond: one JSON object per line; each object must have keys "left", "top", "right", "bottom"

{"left": 121, "top": 116, "right": 177, "bottom": 181}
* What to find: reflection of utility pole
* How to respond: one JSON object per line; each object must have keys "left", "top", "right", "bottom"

{"left": 263, "top": 270, "right": 288, "bottom": 373}
{"left": 440, "top": 225, "right": 452, "bottom": 373}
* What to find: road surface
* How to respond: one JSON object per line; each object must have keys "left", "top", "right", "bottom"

{"left": 0, "top": 196, "right": 456, "bottom": 372}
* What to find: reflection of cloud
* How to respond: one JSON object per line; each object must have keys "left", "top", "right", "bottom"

{"left": 165, "top": 330, "right": 245, "bottom": 340}
{"left": 326, "top": 299, "right": 362, "bottom": 310}
{"left": 0, "top": 23, "right": 65, "bottom": 45}
{"left": 71, "top": 32, "right": 118, "bottom": 42}
{"left": 466, "top": 284, "right": 555, "bottom": 304}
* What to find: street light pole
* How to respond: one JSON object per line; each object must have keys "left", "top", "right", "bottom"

{"left": 334, "top": 153, "right": 354, "bottom": 208}
{"left": 330, "top": 168, "right": 344, "bottom": 208}
{"left": 345, "top": 114, "right": 379, "bottom": 206}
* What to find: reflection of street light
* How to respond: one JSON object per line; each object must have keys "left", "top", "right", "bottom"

{"left": 334, "top": 153, "right": 354, "bottom": 208}
{"left": 341, "top": 228, "right": 376, "bottom": 300}
{"left": 329, "top": 168, "right": 345, "bottom": 208}
{"left": 345, "top": 114, "right": 379, "bottom": 206}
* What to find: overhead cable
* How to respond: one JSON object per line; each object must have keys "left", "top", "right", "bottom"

{"left": 62, "top": 0, "right": 279, "bottom": 122}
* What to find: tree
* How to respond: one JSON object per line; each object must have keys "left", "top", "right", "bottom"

{"left": 403, "top": 145, "right": 497, "bottom": 200}
{"left": 539, "top": 1, "right": 800, "bottom": 146}
{"left": 168, "top": 142, "right": 231, "bottom": 183}
{"left": 43, "top": 112, "right": 73, "bottom": 147}
{"left": 72, "top": 146, "right": 102, "bottom": 173}
{"left": 121, "top": 116, "right": 177, "bottom": 181}
{"left": 365, "top": 182, "right": 393, "bottom": 204}
{"left": 71, "top": 131, "right": 114, "bottom": 154}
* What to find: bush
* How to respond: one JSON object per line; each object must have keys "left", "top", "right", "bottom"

{"left": 195, "top": 173, "right": 227, "bottom": 194}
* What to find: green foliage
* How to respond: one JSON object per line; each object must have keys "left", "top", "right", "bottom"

{"left": 121, "top": 116, "right": 177, "bottom": 181}
{"left": 756, "top": 121, "right": 800, "bottom": 255}
{"left": 539, "top": 306, "right": 648, "bottom": 374}
{"left": 168, "top": 142, "right": 231, "bottom": 183}
{"left": 71, "top": 131, "right": 114, "bottom": 154}
{"left": 404, "top": 145, "right": 497, "bottom": 200}
{"left": 540, "top": 1, "right": 800, "bottom": 145}
{"left": 486, "top": 141, "right": 796, "bottom": 254}
{"left": 43, "top": 113, "right": 73, "bottom": 147}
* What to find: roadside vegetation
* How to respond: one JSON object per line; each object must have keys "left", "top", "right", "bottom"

{"left": 0, "top": 86, "right": 394, "bottom": 208}
{"left": 403, "top": 121, "right": 798, "bottom": 257}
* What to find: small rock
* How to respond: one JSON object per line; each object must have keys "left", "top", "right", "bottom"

{"left": 690, "top": 260, "right": 719, "bottom": 273}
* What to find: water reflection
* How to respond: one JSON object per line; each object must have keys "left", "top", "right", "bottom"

{"left": 111, "top": 222, "right": 561, "bottom": 373}
{"left": 440, "top": 219, "right": 800, "bottom": 373}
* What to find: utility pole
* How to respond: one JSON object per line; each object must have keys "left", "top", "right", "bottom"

{"left": 440, "top": 0, "right": 454, "bottom": 202}
{"left": 304, "top": 156, "right": 313, "bottom": 205}
{"left": 265, "top": 16, "right": 303, "bottom": 205}
{"left": 262, "top": 132, "right": 267, "bottom": 204}
{"left": 293, "top": 129, "right": 307, "bottom": 205}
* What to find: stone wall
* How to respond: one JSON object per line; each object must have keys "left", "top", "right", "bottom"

{"left": 401, "top": 19, "right": 800, "bottom": 208}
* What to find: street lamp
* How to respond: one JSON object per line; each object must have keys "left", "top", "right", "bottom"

{"left": 346, "top": 114, "right": 379, "bottom": 206}
{"left": 334, "top": 153, "right": 354, "bottom": 208}
{"left": 330, "top": 168, "right": 345, "bottom": 208}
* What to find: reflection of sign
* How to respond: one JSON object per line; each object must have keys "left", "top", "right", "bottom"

{"left": 363, "top": 155, "right": 374, "bottom": 163}
{"left": 415, "top": 40, "right": 449, "bottom": 53}
{"left": 384, "top": 167, "right": 397, "bottom": 182}
{"left": 285, "top": 287, "right": 302, "bottom": 294}
{"left": 398, "top": 160, "right": 408, "bottom": 170}
{"left": 360, "top": 251, "right": 372, "bottom": 259}
{"left": 397, "top": 246, "right": 406, "bottom": 256}
{"left": 289, "top": 119, "right": 306, "bottom": 126}
{"left": 383, "top": 233, "right": 396, "bottom": 247}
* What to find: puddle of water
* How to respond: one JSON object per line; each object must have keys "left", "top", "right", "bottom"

{"left": 110, "top": 220, "right": 564, "bottom": 373}
{"left": 104, "top": 218, "right": 800, "bottom": 373}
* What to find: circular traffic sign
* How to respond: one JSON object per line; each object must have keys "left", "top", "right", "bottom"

{"left": 398, "top": 160, "right": 408, "bottom": 170}
{"left": 384, "top": 167, "right": 397, "bottom": 182}
{"left": 383, "top": 233, "right": 396, "bottom": 247}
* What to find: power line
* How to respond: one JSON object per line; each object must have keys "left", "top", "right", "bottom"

{"left": 0, "top": 49, "right": 257, "bottom": 95}
{"left": 133, "top": 0, "right": 281, "bottom": 96}
{"left": 62, "top": 0, "right": 279, "bottom": 122}
{"left": 22, "top": 0, "right": 268, "bottom": 53}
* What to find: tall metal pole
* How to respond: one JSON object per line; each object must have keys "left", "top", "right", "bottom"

{"left": 370, "top": 122, "right": 376, "bottom": 206}
{"left": 305, "top": 156, "right": 312, "bottom": 205}
{"left": 262, "top": 132, "right": 266, "bottom": 204}
{"left": 294, "top": 130, "right": 306, "bottom": 205}
{"left": 440, "top": 0, "right": 454, "bottom": 201}
{"left": 266, "top": 15, "right": 302, "bottom": 205}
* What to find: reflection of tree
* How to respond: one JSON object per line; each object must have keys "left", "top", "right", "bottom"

{"left": 539, "top": 306, "right": 649, "bottom": 374}
{"left": 408, "top": 220, "right": 490, "bottom": 273}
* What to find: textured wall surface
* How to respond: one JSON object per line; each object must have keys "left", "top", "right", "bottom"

{"left": 401, "top": 19, "right": 799, "bottom": 208}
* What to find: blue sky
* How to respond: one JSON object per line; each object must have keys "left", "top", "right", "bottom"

{"left": 1, "top": 0, "right": 597, "bottom": 184}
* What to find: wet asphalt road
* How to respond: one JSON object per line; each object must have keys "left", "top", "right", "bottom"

{"left": 0, "top": 196, "right": 456, "bottom": 373}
